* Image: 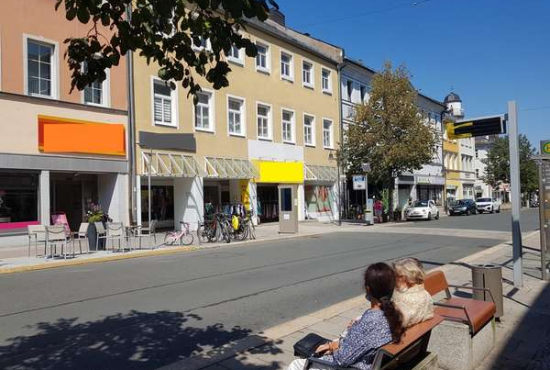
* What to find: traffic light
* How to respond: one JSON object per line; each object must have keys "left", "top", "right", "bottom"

{"left": 446, "top": 115, "right": 506, "bottom": 140}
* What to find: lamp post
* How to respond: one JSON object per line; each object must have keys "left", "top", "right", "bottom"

{"left": 329, "top": 151, "right": 342, "bottom": 226}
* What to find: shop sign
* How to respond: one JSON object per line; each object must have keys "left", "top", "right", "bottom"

{"left": 352, "top": 175, "right": 366, "bottom": 190}
{"left": 541, "top": 140, "right": 550, "bottom": 157}
{"left": 416, "top": 176, "right": 433, "bottom": 184}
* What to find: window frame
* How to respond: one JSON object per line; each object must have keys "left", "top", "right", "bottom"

{"left": 303, "top": 113, "right": 316, "bottom": 147}
{"left": 302, "top": 59, "right": 315, "bottom": 89}
{"left": 193, "top": 88, "right": 215, "bottom": 133}
{"left": 280, "top": 49, "right": 294, "bottom": 82}
{"left": 81, "top": 65, "right": 111, "bottom": 108}
{"left": 322, "top": 118, "right": 334, "bottom": 149}
{"left": 150, "top": 76, "right": 179, "bottom": 128}
{"left": 281, "top": 108, "right": 296, "bottom": 144}
{"left": 256, "top": 101, "right": 273, "bottom": 141}
{"left": 255, "top": 41, "right": 270, "bottom": 74}
{"left": 227, "top": 45, "right": 245, "bottom": 66}
{"left": 23, "top": 34, "right": 59, "bottom": 99}
{"left": 226, "top": 94, "right": 247, "bottom": 137}
{"left": 321, "top": 68, "right": 332, "bottom": 94}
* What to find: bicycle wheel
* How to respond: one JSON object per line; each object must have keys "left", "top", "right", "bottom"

{"left": 164, "top": 232, "right": 177, "bottom": 246}
{"left": 180, "top": 231, "right": 194, "bottom": 246}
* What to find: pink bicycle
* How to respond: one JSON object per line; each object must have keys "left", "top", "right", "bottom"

{"left": 164, "top": 221, "right": 194, "bottom": 246}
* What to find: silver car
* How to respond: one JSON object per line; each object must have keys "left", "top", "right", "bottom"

{"left": 476, "top": 198, "right": 501, "bottom": 214}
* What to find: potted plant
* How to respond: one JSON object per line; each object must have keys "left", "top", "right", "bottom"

{"left": 86, "top": 206, "right": 105, "bottom": 251}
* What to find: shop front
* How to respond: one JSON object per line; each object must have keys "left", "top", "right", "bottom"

{"left": 304, "top": 165, "right": 338, "bottom": 221}
{"left": 0, "top": 171, "right": 40, "bottom": 233}
{"left": 415, "top": 175, "right": 445, "bottom": 206}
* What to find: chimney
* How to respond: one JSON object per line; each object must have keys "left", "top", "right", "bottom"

{"left": 269, "top": 8, "right": 285, "bottom": 26}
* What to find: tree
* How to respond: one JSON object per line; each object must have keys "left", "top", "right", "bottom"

{"left": 341, "top": 61, "right": 438, "bottom": 218}
{"left": 483, "top": 135, "right": 538, "bottom": 196}
{"left": 55, "top": 0, "right": 277, "bottom": 101}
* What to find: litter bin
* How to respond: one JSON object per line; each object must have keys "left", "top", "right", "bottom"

{"left": 472, "top": 264, "right": 503, "bottom": 319}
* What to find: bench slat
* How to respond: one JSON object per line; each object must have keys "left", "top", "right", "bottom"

{"left": 381, "top": 314, "right": 444, "bottom": 355}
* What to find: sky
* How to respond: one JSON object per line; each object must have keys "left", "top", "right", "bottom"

{"left": 276, "top": 0, "right": 549, "bottom": 151}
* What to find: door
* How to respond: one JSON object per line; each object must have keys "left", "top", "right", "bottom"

{"left": 278, "top": 185, "right": 298, "bottom": 234}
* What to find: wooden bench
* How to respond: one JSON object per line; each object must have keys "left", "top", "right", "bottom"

{"left": 424, "top": 270, "right": 496, "bottom": 336}
{"left": 308, "top": 314, "right": 444, "bottom": 370}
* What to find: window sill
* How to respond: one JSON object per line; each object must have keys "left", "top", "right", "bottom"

{"left": 28, "top": 92, "right": 57, "bottom": 100}
{"left": 228, "top": 57, "right": 245, "bottom": 66}
{"left": 322, "top": 89, "right": 333, "bottom": 96}
{"left": 195, "top": 127, "right": 215, "bottom": 134}
{"left": 229, "top": 133, "right": 246, "bottom": 138}
{"left": 323, "top": 146, "right": 334, "bottom": 150}
{"left": 258, "top": 137, "right": 273, "bottom": 142}
{"left": 305, "top": 143, "right": 316, "bottom": 148}
{"left": 283, "top": 141, "right": 296, "bottom": 145}
{"left": 303, "top": 83, "right": 315, "bottom": 90}
{"left": 281, "top": 75, "right": 294, "bottom": 83}
{"left": 85, "top": 101, "right": 110, "bottom": 109}
{"left": 256, "top": 67, "right": 271, "bottom": 75}
{"left": 154, "top": 122, "right": 178, "bottom": 128}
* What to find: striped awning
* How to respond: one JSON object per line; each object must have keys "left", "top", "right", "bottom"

{"left": 141, "top": 151, "right": 205, "bottom": 177}
{"left": 304, "top": 164, "right": 338, "bottom": 182}
{"left": 204, "top": 157, "right": 259, "bottom": 179}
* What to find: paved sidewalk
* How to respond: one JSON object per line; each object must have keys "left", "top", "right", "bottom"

{"left": 156, "top": 231, "right": 549, "bottom": 370}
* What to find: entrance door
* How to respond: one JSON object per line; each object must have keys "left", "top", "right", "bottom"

{"left": 278, "top": 185, "right": 298, "bottom": 233}
{"left": 53, "top": 180, "right": 83, "bottom": 231}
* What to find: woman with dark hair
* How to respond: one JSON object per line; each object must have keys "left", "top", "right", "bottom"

{"left": 286, "top": 263, "right": 405, "bottom": 370}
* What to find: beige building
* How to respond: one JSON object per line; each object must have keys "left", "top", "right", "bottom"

{"left": 0, "top": 0, "right": 129, "bottom": 247}
{"left": 133, "top": 10, "right": 343, "bottom": 229}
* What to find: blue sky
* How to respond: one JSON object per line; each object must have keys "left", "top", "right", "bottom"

{"left": 276, "top": 0, "right": 549, "bottom": 151}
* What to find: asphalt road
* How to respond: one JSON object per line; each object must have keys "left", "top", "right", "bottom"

{"left": 0, "top": 209, "right": 539, "bottom": 370}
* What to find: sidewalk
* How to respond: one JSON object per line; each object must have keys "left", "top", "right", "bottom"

{"left": 157, "top": 231, "right": 549, "bottom": 370}
{"left": 0, "top": 221, "right": 373, "bottom": 274}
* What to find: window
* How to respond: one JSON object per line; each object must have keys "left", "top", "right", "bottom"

{"left": 323, "top": 119, "right": 333, "bottom": 148}
{"left": 26, "top": 39, "right": 56, "bottom": 98}
{"left": 83, "top": 62, "right": 109, "bottom": 107}
{"left": 282, "top": 109, "right": 295, "bottom": 143}
{"left": 475, "top": 169, "right": 480, "bottom": 178}
{"left": 302, "top": 60, "right": 314, "bottom": 88}
{"left": 475, "top": 149, "right": 479, "bottom": 158}
{"left": 192, "top": 36, "right": 210, "bottom": 50}
{"left": 255, "top": 42, "right": 270, "bottom": 72}
{"left": 152, "top": 79, "right": 176, "bottom": 127}
{"left": 194, "top": 91, "right": 214, "bottom": 132}
{"left": 360, "top": 85, "right": 367, "bottom": 102}
{"left": 322, "top": 68, "right": 332, "bottom": 93}
{"left": 257, "top": 103, "right": 271, "bottom": 140}
{"left": 280, "top": 51, "right": 293, "bottom": 80}
{"left": 228, "top": 96, "right": 245, "bottom": 136}
{"left": 346, "top": 80, "right": 353, "bottom": 101}
{"left": 303, "top": 114, "right": 315, "bottom": 146}
{"left": 227, "top": 45, "right": 244, "bottom": 65}
{"left": 0, "top": 172, "right": 39, "bottom": 232}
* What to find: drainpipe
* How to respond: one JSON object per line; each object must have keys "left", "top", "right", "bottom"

{"left": 126, "top": 4, "right": 137, "bottom": 224}
{"left": 336, "top": 53, "right": 346, "bottom": 226}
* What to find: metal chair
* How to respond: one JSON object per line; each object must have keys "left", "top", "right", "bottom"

{"left": 72, "top": 222, "right": 90, "bottom": 254}
{"left": 136, "top": 219, "right": 158, "bottom": 249}
{"left": 105, "top": 222, "right": 125, "bottom": 252}
{"left": 94, "top": 222, "right": 107, "bottom": 251}
{"left": 45, "top": 225, "right": 70, "bottom": 259}
{"left": 27, "top": 224, "right": 46, "bottom": 257}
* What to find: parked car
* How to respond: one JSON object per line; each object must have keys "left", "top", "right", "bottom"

{"left": 449, "top": 199, "right": 477, "bottom": 216}
{"left": 406, "top": 200, "right": 440, "bottom": 221}
{"left": 476, "top": 198, "right": 501, "bottom": 213}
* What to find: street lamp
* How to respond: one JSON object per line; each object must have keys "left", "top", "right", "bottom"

{"left": 328, "top": 150, "right": 342, "bottom": 226}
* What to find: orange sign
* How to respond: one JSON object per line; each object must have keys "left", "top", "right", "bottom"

{"left": 38, "top": 115, "right": 126, "bottom": 156}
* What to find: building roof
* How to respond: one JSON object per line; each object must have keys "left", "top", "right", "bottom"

{"left": 444, "top": 92, "right": 462, "bottom": 104}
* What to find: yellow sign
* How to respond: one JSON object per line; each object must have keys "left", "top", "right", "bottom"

{"left": 240, "top": 180, "right": 251, "bottom": 210}
{"left": 253, "top": 160, "right": 304, "bottom": 184}
{"left": 543, "top": 141, "right": 550, "bottom": 155}
{"left": 446, "top": 121, "right": 473, "bottom": 140}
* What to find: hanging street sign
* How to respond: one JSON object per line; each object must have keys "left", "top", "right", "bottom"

{"left": 361, "top": 163, "right": 371, "bottom": 172}
{"left": 352, "top": 175, "right": 366, "bottom": 190}
{"left": 542, "top": 140, "right": 550, "bottom": 157}
{"left": 446, "top": 115, "right": 506, "bottom": 140}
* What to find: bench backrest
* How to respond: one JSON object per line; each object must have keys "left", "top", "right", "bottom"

{"left": 372, "top": 314, "right": 444, "bottom": 370}
{"left": 424, "top": 270, "right": 451, "bottom": 298}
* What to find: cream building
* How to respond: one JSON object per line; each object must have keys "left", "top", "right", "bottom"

{"left": 133, "top": 10, "right": 343, "bottom": 230}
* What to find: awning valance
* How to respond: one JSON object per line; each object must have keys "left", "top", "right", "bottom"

{"left": 141, "top": 151, "right": 205, "bottom": 177}
{"left": 205, "top": 157, "right": 258, "bottom": 179}
{"left": 304, "top": 164, "right": 338, "bottom": 182}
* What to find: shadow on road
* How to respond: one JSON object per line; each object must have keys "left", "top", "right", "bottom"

{"left": 0, "top": 310, "right": 282, "bottom": 370}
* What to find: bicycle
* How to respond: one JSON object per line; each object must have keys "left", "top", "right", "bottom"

{"left": 232, "top": 211, "right": 256, "bottom": 241}
{"left": 164, "top": 221, "right": 194, "bottom": 246}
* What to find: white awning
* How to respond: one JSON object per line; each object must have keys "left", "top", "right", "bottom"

{"left": 304, "top": 164, "right": 338, "bottom": 182}
{"left": 204, "top": 157, "right": 258, "bottom": 179}
{"left": 141, "top": 151, "right": 205, "bottom": 177}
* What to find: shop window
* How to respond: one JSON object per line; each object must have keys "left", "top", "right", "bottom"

{"left": 228, "top": 96, "right": 245, "bottom": 136}
{"left": 140, "top": 185, "right": 174, "bottom": 223}
{"left": 152, "top": 78, "right": 177, "bottom": 127}
{"left": 26, "top": 38, "right": 57, "bottom": 98}
{"left": 195, "top": 90, "right": 214, "bottom": 132}
{"left": 282, "top": 109, "right": 295, "bottom": 143}
{"left": 0, "top": 172, "right": 39, "bottom": 232}
{"left": 304, "top": 114, "right": 315, "bottom": 146}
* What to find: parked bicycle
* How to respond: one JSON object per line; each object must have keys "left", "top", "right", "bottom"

{"left": 197, "top": 213, "right": 231, "bottom": 244}
{"left": 164, "top": 221, "right": 194, "bottom": 246}
{"left": 231, "top": 211, "right": 256, "bottom": 241}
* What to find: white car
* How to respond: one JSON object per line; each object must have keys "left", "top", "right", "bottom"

{"left": 476, "top": 198, "right": 501, "bottom": 214}
{"left": 406, "top": 200, "right": 440, "bottom": 221}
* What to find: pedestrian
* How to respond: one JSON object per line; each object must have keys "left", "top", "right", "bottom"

{"left": 374, "top": 199, "right": 383, "bottom": 223}
{"left": 286, "top": 262, "right": 404, "bottom": 370}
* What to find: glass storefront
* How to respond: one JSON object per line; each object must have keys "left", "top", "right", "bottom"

{"left": 305, "top": 185, "right": 335, "bottom": 218}
{"left": 417, "top": 185, "right": 443, "bottom": 206}
{"left": 140, "top": 185, "right": 174, "bottom": 227}
{"left": 0, "top": 172, "right": 39, "bottom": 232}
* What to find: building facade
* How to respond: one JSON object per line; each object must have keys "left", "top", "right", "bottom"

{"left": 0, "top": 0, "right": 129, "bottom": 246}
{"left": 132, "top": 11, "right": 343, "bottom": 230}
{"left": 340, "top": 58, "right": 445, "bottom": 216}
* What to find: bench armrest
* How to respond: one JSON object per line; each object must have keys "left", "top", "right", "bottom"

{"left": 447, "top": 284, "right": 496, "bottom": 304}
{"left": 434, "top": 302, "right": 474, "bottom": 333}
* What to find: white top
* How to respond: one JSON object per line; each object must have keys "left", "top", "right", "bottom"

{"left": 392, "top": 284, "right": 435, "bottom": 328}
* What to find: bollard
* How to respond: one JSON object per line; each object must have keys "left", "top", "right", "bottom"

{"left": 472, "top": 264, "right": 503, "bottom": 319}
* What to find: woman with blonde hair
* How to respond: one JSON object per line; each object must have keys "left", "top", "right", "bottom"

{"left": 392, "top": 258, "right": 434, "bottom": 328}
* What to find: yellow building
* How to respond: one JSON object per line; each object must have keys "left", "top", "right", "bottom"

{"left": 132, "top": 10, "right": 343, "bottom": 229}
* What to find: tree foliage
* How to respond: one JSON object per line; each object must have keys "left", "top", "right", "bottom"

{"left": 482, "top": 135, "right": 538, "bottom": 194}
{"left": 341, "top": 61, "right": 438, "bottom": 213}
{"left": 55, "top": 0, "right": 277, "bottom": 101}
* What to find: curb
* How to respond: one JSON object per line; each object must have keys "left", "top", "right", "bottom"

{"left": 155, "top": 230, "right": 541, "bottom": 370}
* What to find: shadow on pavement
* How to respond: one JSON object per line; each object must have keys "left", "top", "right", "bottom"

{"left": 0, "top": 310, "right": 282, "bottom": 370}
